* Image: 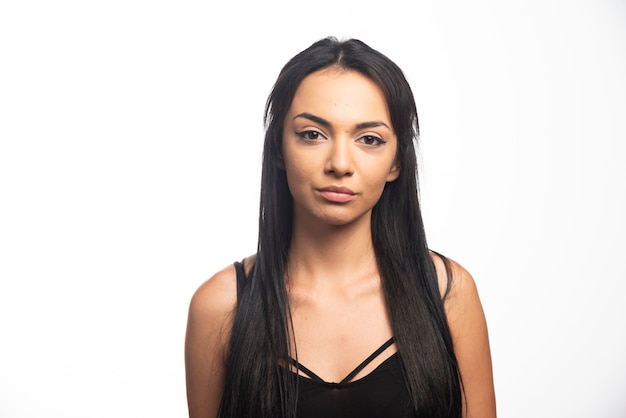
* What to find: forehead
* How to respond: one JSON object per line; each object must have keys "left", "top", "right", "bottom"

{"left": 288, "top": 68, "right": 392, "bottom": 124}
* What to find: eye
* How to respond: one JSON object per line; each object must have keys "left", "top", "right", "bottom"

{"left": 296, "top": 130, "right": 325, "bottom": 141}
{"left": 358, "top": 135, "right": 386, "bottom": 146}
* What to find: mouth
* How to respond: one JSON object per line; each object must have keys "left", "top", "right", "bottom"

{"left": 317, "top": 186, "right": 356, "bottom": 203}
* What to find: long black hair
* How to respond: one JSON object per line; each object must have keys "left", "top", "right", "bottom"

{"left": 218, "top": 37, "right": 462, "bottom": 418}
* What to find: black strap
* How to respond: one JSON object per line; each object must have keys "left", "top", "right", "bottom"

{"left": 288, "top": 357, "right": 326, "bottom": 384}
{"left": 289, "top": 337, "right": 396, "bottom": 385}
{"left": 340, "top": 337, "right": 395, "bottom": 384}
{"left": 234, "top": 260, "right": 246, "bottom": 300}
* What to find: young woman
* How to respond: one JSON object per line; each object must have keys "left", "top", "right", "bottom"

{"left": 185, "top": 37, "right": 496, "bottom": 418}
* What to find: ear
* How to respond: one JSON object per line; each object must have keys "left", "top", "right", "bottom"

{"left": 386, "top": 160, "right": 400, "bottom": 182}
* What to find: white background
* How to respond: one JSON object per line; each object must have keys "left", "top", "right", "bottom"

{"left": 1, "top": 0, "right": 625, "bottom": 417}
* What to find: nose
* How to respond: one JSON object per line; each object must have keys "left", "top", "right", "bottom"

{"left": 324, "top": 138, "right": 354, "bottom": 177}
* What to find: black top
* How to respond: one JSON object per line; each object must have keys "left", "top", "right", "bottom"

{"left": 233, "top": 261, "right": 415, "bottom": 418}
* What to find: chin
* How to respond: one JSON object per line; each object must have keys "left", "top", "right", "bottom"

{"left": 315, "top": 209, "right": 371, "bottom": 227}
{"left": 294, "top": 203, "right": 372, "bottom": 228}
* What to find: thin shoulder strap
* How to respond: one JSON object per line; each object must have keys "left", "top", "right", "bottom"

{"left": 287, "top": 358, "right": 326, "bottom": 384}
{"left": 233, "top": 260, "right": 246, "bottom": 300}
{"left": 340, "top": 337, "right": 396, "bottom": 384}
{"left": 288, "top": 337, "right": 396, "bottom": 385}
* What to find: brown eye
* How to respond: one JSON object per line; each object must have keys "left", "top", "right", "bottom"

{"left": 359, "top": 135, "right": 385, "bottom": 146}
{"left": 297, "top": 130, "right": 324, "bottom": 141}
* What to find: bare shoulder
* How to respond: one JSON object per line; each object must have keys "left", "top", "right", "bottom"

{"left": 430, "top": 251, "right": 477, "bottom": 302}
{"left": 189, "top": 265, "right": 237, "bottom": 315}
{"left": 189, "top": 264, "right": 237, "bottom": 316}
{"left": 430, "top": 252, "right": 497, "bottom": 417}
{"left": 187, "top": 254, "right": 256, "bottom": 320}
{"left": 185, "top": 256, "right": 252, "bottom": 418}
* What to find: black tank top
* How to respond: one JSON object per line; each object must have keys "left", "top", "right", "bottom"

{"left": 234, "top": 261, "right": 415, "bottom": 418}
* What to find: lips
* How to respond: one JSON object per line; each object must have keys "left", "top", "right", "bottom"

{"left": 318, "top": 186, "right": 356, "bottom": 203}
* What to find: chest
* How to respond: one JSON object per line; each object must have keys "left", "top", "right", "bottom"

{"left": 288, "top": 286, "right": 395, "bottom": 384}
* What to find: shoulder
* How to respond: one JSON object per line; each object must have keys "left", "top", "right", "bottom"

{"left": 430, "top": 252, "right": 497, "bottom": 417}
{"left": 184, "top": 255, "right": 255, "bottom": 418}
{"left": 190, "top": 254, "right": 256, "bottom": 308}
{"left": 188, "top": 264, "right": 237, "bottom": 321}
{"left": 185, "top": 263, "right": 238, "bottom": 386}
{"left": 186, "top": 254, "right": 258, "bottom": 343}
{"left": 430, "top": 251, "right": 479, "bottom": 305}
{"left": 429, "top": 251, "right": 484, "bottom": 334}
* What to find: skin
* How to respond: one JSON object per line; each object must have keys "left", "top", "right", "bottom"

{"left": 185, "top": 67, "right": 496, "bottom": 417}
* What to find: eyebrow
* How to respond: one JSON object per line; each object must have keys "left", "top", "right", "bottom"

{"left": 293, "top": 112, "right": 391, "bottom": 131}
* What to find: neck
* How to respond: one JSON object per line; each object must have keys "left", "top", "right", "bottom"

{"left": 286, "top": 213, "right": 377, "bottom": 285}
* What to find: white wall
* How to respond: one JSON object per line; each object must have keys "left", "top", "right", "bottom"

{"left": 1, "top": 0, "right": 624, "bottom": 417}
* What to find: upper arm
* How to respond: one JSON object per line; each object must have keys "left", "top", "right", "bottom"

{"left": 184, "top": 265, "right": 237, "bottom": 418}
{"left": 432, "top": 254, "right": 497, "bottom": 418}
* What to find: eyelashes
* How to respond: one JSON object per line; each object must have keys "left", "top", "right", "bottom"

{"left": 295, "top": 130, "right": 387, "bottom": 146}
{"left": 296, "top": 130, "right": 325, "bottom": 141}
{"left": 358, "top": 135, "right": 386, "bottom": 146}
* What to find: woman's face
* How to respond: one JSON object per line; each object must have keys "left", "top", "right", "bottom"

{"left": 281, "top": 67, "right": 400, "bottom": 227}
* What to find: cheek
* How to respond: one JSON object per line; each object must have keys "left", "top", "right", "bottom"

{"left": 283, "top": 160, "right": 311, "bottom": 199}
{"left": 284, "top": 158, "right": 308, "bottom": 182}
{"left": 361, "top": 165, "right": 397, "bottom": 198}
{"left": 365, "top": 157, "right": 397, "bottom": 184}
{"left": 282, "top": 145, "right": 317, "bottom": 184}
{"left": 365, "top": 176, "right": 389, "bottom": 196}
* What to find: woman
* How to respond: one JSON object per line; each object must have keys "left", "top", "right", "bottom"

{"left": 185, "top": 37, "right": 496, "bottom": 418}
